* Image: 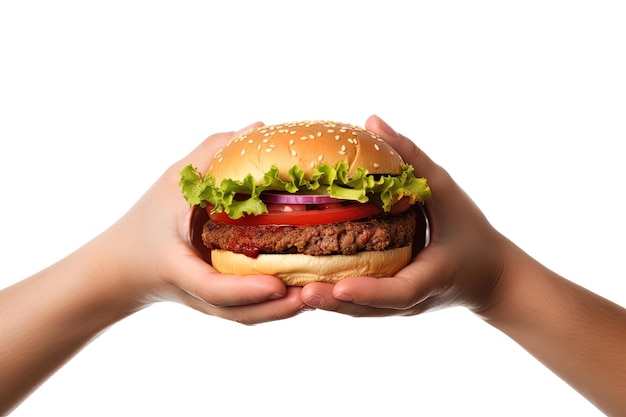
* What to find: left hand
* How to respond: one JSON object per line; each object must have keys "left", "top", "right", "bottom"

{"left": 100, "top": 123, "right": 305, "bottom": 325}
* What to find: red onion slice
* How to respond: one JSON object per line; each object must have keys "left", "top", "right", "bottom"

{"left": 261, "top": 192, "right": 346, "bottom": 204}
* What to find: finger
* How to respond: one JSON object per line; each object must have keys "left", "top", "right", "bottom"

{"left": 183, "top": 286, "right": 305, "bottom": 325}
{"left": 301, "top": 244, "right": 453, "bottom": 313}
{"left": 181, "top": 121, "right": 264, "bottom": 172}
{"left": 166, "top": 252, "right": 288, "bottom": 307}
{"left": 336, "top": 245, "right": 454, "bottom": 309}
{"left": 300, "top": 282, "right": 335, "bottom": 309}
{"left": 364, "top": 116, "right": 438, "bottom": 176}
{"left": 301, "top": 282, "right": 424, "bottom": 317}
{"left": 365, "top": 114, "right": 467, "bottom": 226}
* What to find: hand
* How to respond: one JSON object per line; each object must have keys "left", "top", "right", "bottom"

{"left": 101, "top": 124, "right": 304, "bottom": 325}
{"left": 0, "top": 124, "right": 308, "bottom": 413}
{"left": 300, "top": 115, "right": 509, "bottom": 316}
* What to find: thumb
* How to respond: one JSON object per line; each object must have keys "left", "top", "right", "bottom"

{"left": 165, "top": 248, "right": 287, "bottom": 307}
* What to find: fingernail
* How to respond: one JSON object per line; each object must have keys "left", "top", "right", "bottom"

{"left": 267, "top": 293, "right": 284, "bottom": 300}
{"left": 305, "top": 295, "right": 324, "bottom": 308}
{"left": 335, "top": 292, "right": 355, "bottom": 303}
{"left": 375, "top": 115, "right": 399, "bottom": 138}
{"left": 299, "top": 304, "right": 316, "bottom": 312}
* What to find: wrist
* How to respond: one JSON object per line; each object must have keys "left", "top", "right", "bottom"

{"left": 83, "top": 229, "right": 153, "bottom": 320}
{"left": 48, "top": 226, "right": 153, "bottom": 336}
{"left": 470, "top": 240, "right": 539, "bottom": 323}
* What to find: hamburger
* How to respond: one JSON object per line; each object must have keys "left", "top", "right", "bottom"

{"left": 179, "top": 120, "right": 431, "bottom": 286}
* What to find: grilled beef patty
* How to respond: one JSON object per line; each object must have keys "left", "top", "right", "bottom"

{"left": 202, "top": 209, "right": 417, "bottom": 259}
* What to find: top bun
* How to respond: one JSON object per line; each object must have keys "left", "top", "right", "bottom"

{"left": 208, "top": 121, "right": 406, "bottom": 183}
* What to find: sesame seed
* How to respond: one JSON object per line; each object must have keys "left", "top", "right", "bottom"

{"left": 308, "top": 134, "right": 315, "bottom": 139}
{"left": 373, "top": 163, "right": 380, "bottom": 168}
{"left": 389, "top": 151, "right": 395, "bottom": 155}
{"left": 335, "top": 135, "right": 340, "bottom": 140}
{"left": 289, "top": 139, "right": 294, "bottom": 145}
{"left": 374, "top": 144, "right": 380, "bottom": 151}
{"left": 318, "top": 154, "right": 324, "bottom": 162}
{"left": 248, "top": 139, "right": 254, "bottom": 144}
{"left": 317, "top": 131, "right": 322, "bottom": 137}
{"left": 290, "top": 130, "right": 297, "bottom": 134}
{"left": 241, "top": 149, "right": 246, "bottom": 156}
{"left": 266, "top": 148, "right": 272, "bottom": 153}
{"left": 291, "top": 149, "right": 297, "bottom": 157}
{"left": 310, "top": 161, "right": 315, "bottom": 168}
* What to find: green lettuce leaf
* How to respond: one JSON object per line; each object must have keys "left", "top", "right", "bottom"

{"left": 179, "top": 163, "right": 431, "bottom": 219}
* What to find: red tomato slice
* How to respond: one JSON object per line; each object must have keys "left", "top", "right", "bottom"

{"left": 208, "top": 202, "right": 382, "bottom": 226}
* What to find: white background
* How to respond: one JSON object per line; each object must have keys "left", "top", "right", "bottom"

{"left": 1, "top": 1, "right": 624, "bottom": 416}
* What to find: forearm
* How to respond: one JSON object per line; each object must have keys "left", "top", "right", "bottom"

{"left": 478, "top": 242, "right": 626, "bottom": 416}
{"left": 0, "top": 236, "right": 141, "bottom": 414}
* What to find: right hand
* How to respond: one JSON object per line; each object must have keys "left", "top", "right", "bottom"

{"left": 300, "top": 115, "right": 510, "bottom": 317}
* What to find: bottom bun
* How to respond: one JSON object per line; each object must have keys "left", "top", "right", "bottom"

{"left": 211, "top": 246, "right": 413, "bottom": 286}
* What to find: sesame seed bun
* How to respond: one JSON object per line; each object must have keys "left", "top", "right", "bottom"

{"left": 210, "top": 246, "right": 413, "bottom": 286}
{"left": 208, "top": 121, "right": 406, "bottom": 183}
